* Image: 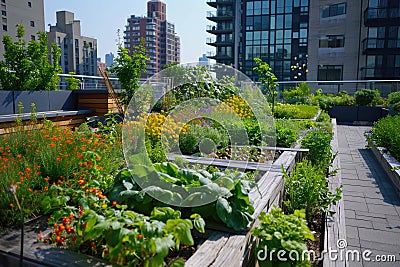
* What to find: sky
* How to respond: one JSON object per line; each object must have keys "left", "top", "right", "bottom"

{"left": 44, "top": 0, "right": 212, "bottom": 63}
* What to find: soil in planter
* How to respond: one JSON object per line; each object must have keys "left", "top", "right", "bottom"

{"left": 216, "top": 147, "right": 280, "bottom": 162}
{"left": 307, "top": 212, "right": 325, "bottom": 267}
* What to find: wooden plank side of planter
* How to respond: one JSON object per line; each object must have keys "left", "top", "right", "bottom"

{"left": 324, "top": 119, "right": 347, "bottom": 267}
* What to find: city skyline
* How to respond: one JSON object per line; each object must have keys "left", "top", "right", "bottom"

{"left": 44, "top": 0, "right": 211, "bottom": 63}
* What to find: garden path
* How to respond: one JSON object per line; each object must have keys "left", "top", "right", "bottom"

{"left": 337, "top": 125, "right": 400, "bottom": 266}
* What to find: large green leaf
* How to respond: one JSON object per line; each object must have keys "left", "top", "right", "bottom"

{"left": 190, "top": 213, "right": 206, "bottom": 233}
{"left": 166, "top": 219, "right": 194, "bottom": 246}
{"left": 216, "top": 198, "right": 232, "bottom": 224}
{"left": 150, "top": 207, "right": 181, "bottom": 222}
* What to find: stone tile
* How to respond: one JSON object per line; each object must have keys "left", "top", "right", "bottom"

{"left": 345, "top": 209, "right": 356, "bottom": 219}
{"left": 372, "top": 222, "right": 400, "bottom": 233}
{"left": 359, "top": 240, "right": 400, "bottom": 255}
{"left": 358, "top": 228, "right": 400, "bottom": 246}
{"left": 343, "top": 191, "right": 365, "bottom": 198}
{"left": 346, "top": 238, "right": 361, "bottom": 247}
{"left": 343, "top": 195, "right": 366, "bottom": 203}
{"left": 367, "top": 203, "right": 398, "bottom": 215}
{"left": 346, "top": 226, "right": 359, "bottom": 239}
{"left": 356, "top": 214, "right": 387, "bottom": 224}
{"left": 347, "top": 218, "right": 373, "bottom": 229}
{"left": 344, "top": 201, "right": 369, "bottom": 212}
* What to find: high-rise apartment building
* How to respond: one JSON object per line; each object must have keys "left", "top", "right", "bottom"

{"left": 124, "top": 0, "right": 180, "bottom": 77}
{"left": 207, "top": 0, "right": 309, "bottom": 81}
{"left": 47, "top": 11, "right": 98, "bottom": 76}
{"left": 105, "top": 52, "right": 114, "bottom": 67}
{"left": 207, "top": 0, "right": 400, "bottom": 82}
{"left": 0, "top": 0, "right": 45, "bottom": 60}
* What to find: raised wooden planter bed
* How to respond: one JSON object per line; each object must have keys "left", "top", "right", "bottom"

{"left": 371, "top": 146, "right": 400, "bottom": 193}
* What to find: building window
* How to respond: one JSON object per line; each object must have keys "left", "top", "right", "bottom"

{"left": 2, "top": 24, "right": 6, "bottom": 31}
{"left": 31, "top": 35, "right": 35, "bottom": 40}
{"left": 1, "top": 0, "right": 5, "bottom": 3}
{"left": 318, "top": 65, "right": 343, "bottom": 80}
{"left": 321, "top": 3, "right": 347, "bottom": 18}
{"left": 27, "top": 1, "right": 31, "bottom": 7}
{"left": 1, "top": 10, "right": 5, "bottom": 16}
{"left": 319, "top": 35, "right": 345, "bottom": 48}
{"left": 30, "top": 20, "right": 34, "bottom": 27}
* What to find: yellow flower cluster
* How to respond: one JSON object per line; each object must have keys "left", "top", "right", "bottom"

{"left": 217, "top": 96, "right": 255, "bottom": 120}
{"left": 125, "top": 112, "right": 190, "bottom": 147}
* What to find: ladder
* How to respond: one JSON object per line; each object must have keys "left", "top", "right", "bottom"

{"left": 98, "top": 67, "right": 124, "bottom": 114}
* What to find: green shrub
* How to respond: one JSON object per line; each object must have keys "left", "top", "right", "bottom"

{"left": 274, "top": 104, "right": 320, "bottom": 119}
{"left": 276, "top": 126, "right": 298, "bottom": 148}
{"left": 301, "top": 129, "right": 333, "bottom": 169}
{"left": 282, "top": 82, "right": 312, "bottom": 104}
{"left": 284, "top": 162, "right": 342, "bottom": 223}
{"left": 316, "top": 110, "right": 330, "bottom": 123}
{"left": 312, "top": 91, "right": 354, "bottom": 111}
{"left": 388, "top": 92, "right": 400, "bottom": 112}
{"left": 65, "top": 72, "right": 81, "bottom": 90}
{"left": 252, "top": 207, "right": 314, "bottom": 267}
{"left": 354, "top": 89, "right": 381, "bottom": 106}
{"left": 178, "top": 124, "right": 229, "bottom": 155}
{"left": 370, "top": 115, "right": 400, "bottom": 161}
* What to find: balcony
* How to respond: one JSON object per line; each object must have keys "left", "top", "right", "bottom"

{"left": 206, "top": 25, "right": 234, "bottom": 34}
{"left": 361, "top": 67, "right": 400, "bottom": 79}
{"left": 206, "top": 11, "right": 234, "bottom": 22}
{"left": 362, "top": 38, "right": 385, "bottom": 51}
{"left": 364, "top": 7, "right": 400, "bottom": 26}
{"left": 362, "top": 38, "right": 400, "bottom": 52}
{"left": 207, "top": 0, "right": 235, "bottom": 8}
{"left": 206, "top": 37, "right": 234, "bottom": 46}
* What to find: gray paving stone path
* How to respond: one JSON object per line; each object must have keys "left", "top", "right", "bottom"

{"left": 337, "top": 125, "right": 400, "bottom": 266}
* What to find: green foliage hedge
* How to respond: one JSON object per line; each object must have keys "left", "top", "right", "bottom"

{"left": 273, "top": 104, "right": 320, "bottom": 119}
{"left": 370, "top": 115, "right": 400, "bottom": 161}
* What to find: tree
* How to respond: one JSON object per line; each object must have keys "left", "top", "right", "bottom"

{"left": 0, "top": 25, "right": 62, "bottom": 91}
{"left": 253, "top": 57, "right": 278, "bottom": 113}
{"left": 28, "top": 32, "right": 62, "bottom": 91}
{"left": 110, "top": 38, "right": 149, "bottom": 107}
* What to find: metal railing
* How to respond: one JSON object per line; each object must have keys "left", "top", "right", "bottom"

{"left": 275, "top": 80, "right": 400, "bottom": 97}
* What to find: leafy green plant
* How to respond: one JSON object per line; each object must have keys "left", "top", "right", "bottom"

{"left": 284, "top": 162, "right": 342, "bottom": 223}
{"left": 388, "top": 92, "right": 400, "bottom": 112}
{"left": 312, "top": 91, "right": 354, "bottom": 111}
{"left": 369, "top": 115, "right": 400, "bottom": 161}
{"left": 110, "top": 164, "right": 255, "bottom": 232}
{"left": 276, "top": 125, "right": 298, "bottom": 148}
{"left": 253, "top": 58, "right": 278, "bottom": 113}
{"left": 42, "top": 183, "right": 204, "bottom": 266}
{"left": 65, "top": 72, "right": 81, "bottom": 90}
{"left": 0, "top": 25, "right": 61, "bottom": 91}
{"left": 354, "top": 89, "right": 381, "bottom": 106}
{"left": 110, "top": 38, "right": 149, "bottom": 107}
{"left": 273, "top": 104, "right": 319, "bottom": 120}
{"left": 282, "top": 82, "right": 312, "bottom": 104}
{"left": 301, "top": 129, "right": 333, "bottom": 169}
{"left": 178, "top": 124, "right": 229, "bottom": 155}
{"left": 252, "top": 207, "right": 314, "bottom": 267}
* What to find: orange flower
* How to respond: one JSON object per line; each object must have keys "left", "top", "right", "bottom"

{"left": 26, "top": 168, "right": 32, "bottom": 173}
{"left": 49, "top": 143, "right": 56, "bottom": 148}
{"left": 35, "top": 149, "right": 40, "bottom": 153}
{"left": 28, "top": 188, "right": 33, "bottom": 192}
{"left": 56, "top": 157, "right": 61, "bottom": 162}
{"left": 9, "top": 203, "right": 14, "bottom": 208}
